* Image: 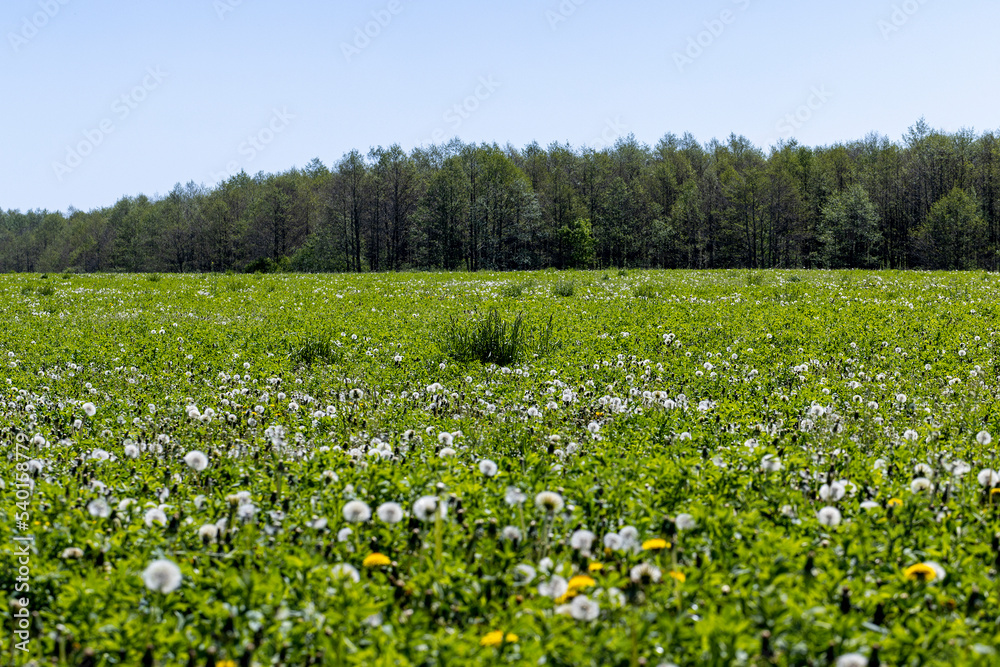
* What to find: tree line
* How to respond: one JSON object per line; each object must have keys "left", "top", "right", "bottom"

{"left": 3, "top": 119, "right": 999, "bottom": 273}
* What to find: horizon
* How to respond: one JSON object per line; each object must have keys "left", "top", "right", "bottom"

{"left": 4, "top": 0, "right": 1000, "bottom": 214}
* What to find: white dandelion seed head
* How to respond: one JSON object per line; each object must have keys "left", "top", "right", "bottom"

{"left": 569, "top": 529, "right": 596, "bottom": 552}
{"left": 478, "top": 459, "right": 499, "bottom": 477}
{"left": 910, "top": 477, "right": 933, "bottom": 494}
{"left": 144, "top": 508, "right": 167, "bottom": 528}
{"left": 977, "top": 469, "right": 999, "bottom": 488}
{"left": 342, "top": 500, "right": 372, "bottom": 523}
{"left": 569, "top": 595, "right": 600, "bottom": 621}
{"left": 412, "top": 495, "right": 446, "bottom": 522}
{"left": 538, "top": 575, "right": 568, "bottom": 599}
{"left": 835, "top": 653, "right": 868, "bottom": 667}
{"left": 501, "top": 525, "right": 522, "bottom": 542}
{"left": 376, "top": 502, "right": 404, "bottom": 524}
{"left": 87, "top": 498, "right": 110, "bottom": 518}
{"left": 534, "top": 491, "right": 564, "bottom": 513}
{"left": 331, "top": 563, "right": 360, "bottom": 583}
{"left": 183, "top": 450, "right": 209, "bottom": 472}
{"left": 629, "top": 562, "right": 662, "bottom": 584}
{"left": 977, "top": 430, "right": 992, "bottom": 446}
{"left": 675, "top": 513, "right": 696, "bottom": 531}
{"left": 142, "top": 559, "right": 182, "bottom": 594}
{"left": 817, "top": 506, "right": 842, "bottom": 527}
{"left": 504, "top": 487, "right": 527, "bottom": 506}
{"left": 82, "top": 402, "right": 97, "bottom": 417}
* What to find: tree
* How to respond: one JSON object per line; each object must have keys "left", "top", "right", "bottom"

{"left": 914, "top": 187, "right": 986, "bottom": 269}
{"left": 817, "top": 184, "right": 882, "bottom": 268}
{"left": 558, "top": 218, "right": 595, "bottom": 268}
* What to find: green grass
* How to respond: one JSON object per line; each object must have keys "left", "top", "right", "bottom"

{"left": 0, "top": 269, "right": 999, "bottom": 666}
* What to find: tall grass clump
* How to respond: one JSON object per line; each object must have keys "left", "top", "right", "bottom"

{"left": 633, "top": 283, "right": 658, "bottom": 299}
{"left": 443, "top": 309, "right": 554, "bottom": 366}
{"left": 552, "top": 280, "right": 575, "bottom": 297}
{"left": 287, "top": 334, "right": 342, "bottom": 366}
{"left": 501, "top": 280, "right": 534, "bottom": 298}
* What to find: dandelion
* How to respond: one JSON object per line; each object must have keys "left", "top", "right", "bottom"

{"left": 331, "top": 563, "right": 360, "bottom": 583}
{"left": 513, "top": 564, "right": 536, "bottom": 585}
{"left": 480, "top": 631, "right": 518, "bottom": 647}
{"left": 142, "top": 559, "right": 182, "bottom": 594}
{"left": 629, "top": 563, "right": 662, "bottom": 584}
{"left": 816, "top": 506, "right": 842, "bottom": 527}
{"left": 87, "top": 498, "right": 110, "bottom": 518}
{"left": 342, "top": 500, "right": 372, "bottom": 523}
{"left": 438, "top": 447, "right": 456, "bottom": 458}
{"left": 82, "top": 402, "right": 96, "bottom": 417}
{"left": 412, "top": 495, "right": 446, "bottom": 522}
{"left": 910, "top": 477, "right": 932, "bottom": 493}
{"left": 642, "top": 538, "right": 669, "bottom": 551}
{"left": 362, "top": 553, "right": 391, "bottom": 567}
{"left": 603, "top": 532, "right": 624, "bottom": 551}
{"left": 668, "top": 570, "right": 686, "bottom": 583}
{"left": 819, "top": 482, "right": 846, "bottom": 502}
{"left": 183, "top": 450, "right": 209, "bottom": 472}
{"left": 569, "top": 595, "right": 600, "bottom": 621}
{"left": 539, "top": 575, "right": 568, "bottom": 599}
{"left": 535, "top": 491, "right": 564, "bottom": 513}
{"left": 675, "top": 513, "right": 696, "bottom": 531}
{"left": 505, "top": 487, "right": 527, "bottom": 506}
{"left": 835, "top": 654, "right": 868, "bottom": 667}
{"left": 376, "top": 502, "right": 404, "bottom": 524}
{"left": 501, "top": 525, "right": 521, "bottom": 541}
{"left": 977, "top": 430, "right": 992, "bottom": 446}
{"left": 237, "top": 503, "right": 257, "bottom": 521}
{"left": 904, "top": 562, "right": 937, "bottom": 582}
{"left": 61, "top": 547, "right": 83, "bottom": 559}
{"left": 144, "top": 507, "right": 167, "bottom": 527}
{"left": 478, "top": 459, "right": 499, "bottom": 477}
{"left": 198, "top": 524, "right": 219, "bottom": 543}
{"left": 588, "top": 562, "right": 604, "bottom": 572}
{"left": 977, "top": 469, "right": 999, "bottom": 488}
{"left": 567, "top": 575, "right": 596, "bottom": 594}
{"left": 438, "top": 431, "right": 453, "bottom": 446}
{"left": 887, "top": 497, "right": 903, "bottom": 507}
{"left": 570, "top": 529, "right": 596, "bottom": 552}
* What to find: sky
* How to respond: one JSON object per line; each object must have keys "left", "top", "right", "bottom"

{"left": 2, "top": 0, "right": 999, "bottom": 214}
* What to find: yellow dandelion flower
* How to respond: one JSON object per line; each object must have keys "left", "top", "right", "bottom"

{"left": 991, "top": 488, "right": 1000, "bottom": 500}
{"left": 587, "top": 562, "right": 604, "bottom": 573}
{"left": 554, "top": 591, "right": 578, "bottom": 604}
{"left": 668, "top": 570, "right": 686, "bottom": 583}
{"left": 642, "top": 538, "right": 670, "bottom": 551}
{"left": 887, "top": 497, "right": 903, "bottom": 507}
{"left": 217, "top": 661, "right": 237, "bottom": 667}
{"left": 567, "top": 575, "right": 596, "bottom": 590}
{"left": 903, "top": 563, "right": 936, "bottom": 582}
{"left": 362, "top": 552, "right": 391, "bottom": 567}
{"left": 480, "top": 631, "right": 518, "bottom": 647}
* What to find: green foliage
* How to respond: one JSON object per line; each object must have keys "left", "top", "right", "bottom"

{"left": 442, "top": 309, "right": 531, "bottom": 366}
{"left": 8, "top": 251, "right": 1000, "bottom": 663}
{"left": 915, "top": 187, "right": 987, "bottom": 269}
{"left": 287, "top": 333, "right": 343, "bottom": 366}
{"left": 500, "top": 280, "right": 534, "bottom": 298}
{"left": 552, "top": 279, "right": 575, "bottom": 297}
{"left": 818, "top": 185, "right": 882, "bottom": 268}
{"left": 632, "top": 282, "right": 659, "bottom": 298}
{"left": 558, "top": 218, "right": 595, "bottom": 269}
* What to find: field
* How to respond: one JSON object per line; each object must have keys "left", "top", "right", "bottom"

{"left": 2, "top": 269, "right": 1000, "bottom": 666}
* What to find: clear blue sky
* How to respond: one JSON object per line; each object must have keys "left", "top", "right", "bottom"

{"left": 3, "top": 0, "right": 998, "bottom": 213}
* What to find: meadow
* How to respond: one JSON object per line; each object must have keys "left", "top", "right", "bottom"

{"left": 1, "top": 269, "right": 999, "bottom": 666}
